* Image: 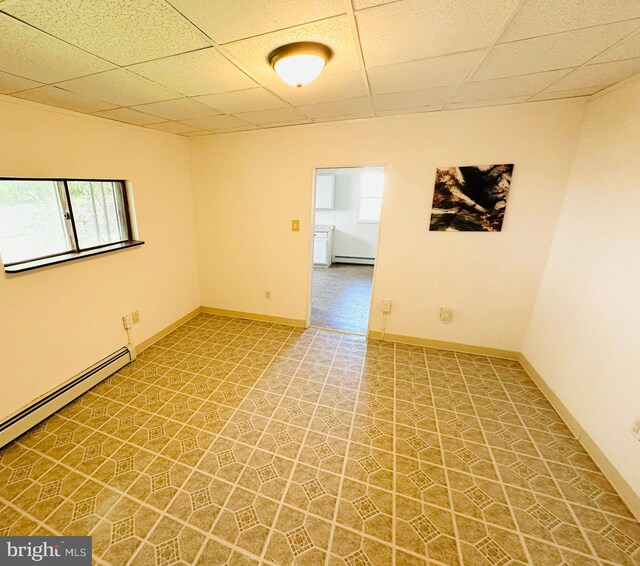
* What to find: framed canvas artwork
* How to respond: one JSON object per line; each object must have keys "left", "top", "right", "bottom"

{"left": 429, "top": 164, "right": 514, "bottom": 232}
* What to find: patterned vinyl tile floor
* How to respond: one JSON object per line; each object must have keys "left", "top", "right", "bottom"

{"left": 311, "top": 264, "right": 373, "bottom": 334}
{"left": 1, "top": 313, "right": 639, "bottom": 565}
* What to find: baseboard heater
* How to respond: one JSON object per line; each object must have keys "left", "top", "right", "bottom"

{"left": 334, "top": 255, "right": 375, "bottom": 265}
{"left": 0, "top": 346, "right": 133, "bottom": 448}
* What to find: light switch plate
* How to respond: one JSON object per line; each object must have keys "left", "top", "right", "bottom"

{"left": 292, "top": 219, "right": 300, "bottom": 232}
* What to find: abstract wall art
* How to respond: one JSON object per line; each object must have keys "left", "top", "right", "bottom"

{"left": 429, "top": 164, "right": 514, "bottom": 232}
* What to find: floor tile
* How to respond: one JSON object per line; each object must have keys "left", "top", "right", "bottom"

{"left": 1, "top": 312, "right": 638, "bottom": 564}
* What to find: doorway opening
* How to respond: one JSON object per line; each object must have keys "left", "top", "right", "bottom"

{"left": 309, "top": 166, "right": 384, "bottom": 334}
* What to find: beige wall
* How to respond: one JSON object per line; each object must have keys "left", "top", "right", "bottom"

{"left": 523, "top": 78, "right": 640, "bottom": 500}
{"left": 0, "top": 96, "right": 200, "bottom": 420}
{"left": 190, "top": 100, "right": 586, "bottom": 351}
{"left": 3, "top": 79, "right": 639, "bottom": 508}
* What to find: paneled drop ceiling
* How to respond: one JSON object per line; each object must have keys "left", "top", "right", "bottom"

{"left": 0, "top": 0, "right": 639, "bottom": 137}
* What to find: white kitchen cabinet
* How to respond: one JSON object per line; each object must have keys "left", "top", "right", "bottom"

{"left": 313, "top": 226, "right": 333, "bottom": 267}
{"left": 315, "top": 175, "right": 335, "bottom": 209}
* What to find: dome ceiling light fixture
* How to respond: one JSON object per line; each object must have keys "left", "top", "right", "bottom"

{"left": 268, "top": 42, "right": 333, "bottom": 88}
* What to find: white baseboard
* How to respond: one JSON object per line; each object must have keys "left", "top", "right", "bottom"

{"left": 519, "top": 354, "right": 640, "bottom": 523}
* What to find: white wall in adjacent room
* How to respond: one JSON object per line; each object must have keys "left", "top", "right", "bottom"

{"left": 315, "top": 167, "right": 380, "bottom": 262}
{"left": 0, "top": 96, "right": 201, "bottom": 421}
{"left": 523, "top": 78, "right": 640, "bottom": 507}
{"left": 190, "top": 99, "right": 586, "bottom": 351}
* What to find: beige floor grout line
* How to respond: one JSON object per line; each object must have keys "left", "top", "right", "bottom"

{"left": 124, "top": 315, "right": 288, "bottom": 565}
{"left": 163, "top": 373, "right": 567, "bottom": 450}
{"left": 64, "top": 354, "right": 634, "bottom": 527}
{"left": 424, "top": 347, "right": 466, "bottom": 565}
{"left": 321, "top": 334, "right": 366, "bottom": 565}
{"left": 20, "top": 398, "right": 615, "bottom": 566}
{"left": 0, "top": 495, "right": 110, "bottom": 566}
{"left": 391, "top": 343, "right": 397, "bottom": 565}
{"left": 3, "top": 314, "right": 637, "bottom": 565}
{"left": 487, "top": 357, "right": 607, "bottom": 565}
{"left": 56, "top": 355, "right": 635, "bottom": 529}
{"left": 10, "top": 432, "right": 616, "bottom": 566}
{"left": 11, "top": 439, "right": 273, "bottom": 566}
{"left": 128, "top": 347, "right": 593, "bottom": 451}
{"left": 255, "top": 330, "right": 346, "bottom": 562}
{"left": 452, "top": 352, "right": 533, "bottom": 564}
{"left": 135, "top": 316, "right": 285, "bottom": 564}
{"left": 190, "top": 326, "right": 317, "bottom": 565}
{"left": 227, "top": 327, "right": 323, "bottom": 562}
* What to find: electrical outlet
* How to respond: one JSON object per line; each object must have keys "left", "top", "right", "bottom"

{"left": 630, "top": 417, "right": 640, "bottom": 442}
{"left": 265, "top": 291, "right": 272, "bottom": 300}
{"left": 122, "top": 314, "right": 134, "bottom": 330}
{"left": 132, "top": 310, "right": 141, "bottom": 324}
{"left": 382, "top": 300, "right": 392, "bottom": 313}
{"left": 440, "top": 307, "right": 453, "bottom": 323}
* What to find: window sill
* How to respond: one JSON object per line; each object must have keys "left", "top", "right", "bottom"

{"left": 4, "top": 240, "right": 144, "bottom": 273}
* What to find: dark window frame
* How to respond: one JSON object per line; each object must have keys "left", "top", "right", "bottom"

{"left": 0, "top": 177, "right": 144, "bottom": 273}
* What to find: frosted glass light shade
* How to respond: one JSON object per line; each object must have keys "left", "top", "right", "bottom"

{"left": 268, "top": 42, "right": 333, "bottom": 88}
{"left": 274, "top": 54, "right": 326, "bottom": 87}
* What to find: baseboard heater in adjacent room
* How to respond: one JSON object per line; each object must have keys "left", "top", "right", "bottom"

{"left": 333, "top": 255, "right": 375, "bottom": 265}
{"left": 0, "top": 346, "right": 133, "bottom": 448}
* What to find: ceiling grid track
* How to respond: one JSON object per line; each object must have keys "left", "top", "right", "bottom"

{"left": 0, "top": 0, "right": 637, "bottom": 136}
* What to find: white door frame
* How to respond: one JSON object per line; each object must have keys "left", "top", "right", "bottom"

{"left": 306, "top": 164, "right": 388, "bottom": 336}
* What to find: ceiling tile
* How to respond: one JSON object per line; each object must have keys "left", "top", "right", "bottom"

{"left": 356, "top": 0, "right": 520, "bottom": 67}
{"left": 194, "top": 87, "right": 288, "bottom": 113}
{"left": 182, "top": 130, "right": 212, "bottom": 137}
{"left": 352, "top": 0, "right": 396, "bottom": 9}
{"left": 591, "top": 29, "right": 640, "bottom": 64}
{"left": 372, "top": 86, "right": 457, "bottom": 111}
{"left": 57, "top": 69, "right": 179, "bottom": 106}
{"left": 93, "top": 107, "right": 165, "bottom": 126}
{"left": 208, "top": 124, "right": 259, "bottom": 134}
{"left": 132, "top": 98, "right": 222, "bottom": 120}
{"left": 11, "top": 85, "right": 118, "bottom": 113}
{"left": 312, "top": 114, "right": 371, "bottom": 123}
{"left": 128, "top": 48, "right": 256, "bottom": 97}
{"left": 447, "top": 95, "right": 529, "bottom": 110}
{"left": 0, "top": 14, "right": 114, "bottom": 83}
{"left": 262, "top": 119, "right": 312, "bottom": 128}
{"left": 298, "top": 96, "right": 374, "bottom": 119}
{"left": 145, "top": 121, "right": 198, "bottom": 134}
{"left": 500, "top": 0, "right": 640, "bottom": 42}
{"left": 453, "top": 69, "right": 570, "bottom": 102}
{"left": 167, "top": 0, "right": 345, "bottom": 44}
{"left": 270, "top": 71, "right": 368, "bottom": 105}
{"left": 224, "top": 16, "right": 360, "bottom": 86}
{"left": 376, "top": 105, "right": 444, "bottom": 116}
{"left": 529, "top": 86, "right": 603, "bottom": 101}
{"left": 473, "top": 21, "right": 640, "bottom": 80}
{"left": 180, "top": 114, "right": 254, "bottom": 130}
{"left": 368, "top": 51, "right": 484, "bottom": 94}
{"left": 544, "top": 58, "right": 640, "bottom": 91}
{"left": 0, "top": 70, "right": 42, "bottom": 94}
{"left": 1, "top": 0, "right": 209, "bottom": 65}
{"left": 233, "top": 107, "right": 309, "bottom": 125}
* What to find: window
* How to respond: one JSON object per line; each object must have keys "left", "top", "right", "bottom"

{"left": 0, "top": 178, "right": 142, "bottom": 272}
{"left": 356, "top": 169, "right": 384, "bottom": 223}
